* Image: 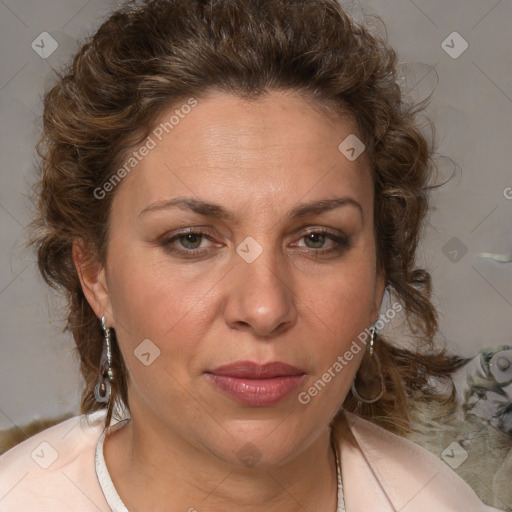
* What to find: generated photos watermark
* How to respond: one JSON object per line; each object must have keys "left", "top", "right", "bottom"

{"left": 298, "top": 301, "right": 403, "bottom": 405}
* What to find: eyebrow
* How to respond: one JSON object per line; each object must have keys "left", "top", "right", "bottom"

{"left": 138, "top": 196, "right": 363, "bottom": 221}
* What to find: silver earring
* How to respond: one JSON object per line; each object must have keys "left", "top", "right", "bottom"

{"left": 351, "top": 327, "right": 386, "bottom": 404}
{"left": 94, "top": 315, "right": 114, "bottom": 403}
{"left": 368, "top": 325, "right": 376, "bottom": 357}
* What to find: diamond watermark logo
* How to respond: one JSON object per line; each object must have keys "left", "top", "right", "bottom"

{"left": 441, "top": 32, "right": 468, "bottom": 59}
{"left": 31, "top": 441, "right": 58, "bottom": 469}
{"left": 31, "top": 32, "right": 58, "bottom": 59}
{"left": 442, "top": 236, "right": 468, "bottom": 263}
{"left": 237, "top": 442, "right": 262, "bottom": 468}
{"left": 236, "top": 236, "right": 263, "bottom": 263}
{"left": 441, "top": 441, "right": 468, "bottom": 469}
{"left": 338, "top": 134, "right": 365, "bottom": 161}
{"left": 134, "top": 338, "right": 161, "bottom": 366}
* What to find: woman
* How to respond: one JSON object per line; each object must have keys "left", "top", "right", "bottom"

{"left": 0, "top": 0, "right": 505, "bottom": 510}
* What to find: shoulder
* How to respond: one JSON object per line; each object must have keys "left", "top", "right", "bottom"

{"left": 336, "top": 410, "right": 504, "bottom": 512}
{"left": 0, "top": 410, "right": 111, "bottom": 511}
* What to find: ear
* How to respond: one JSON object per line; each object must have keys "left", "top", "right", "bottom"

{"left": 72, "top": 238, "right": 112, "bottom": 323}
{"left": 370, "top": 267, "right": 387, "bottom": 324}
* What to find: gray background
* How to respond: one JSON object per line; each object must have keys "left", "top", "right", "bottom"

{"left": 0, "top": 0, "right": 511, "bottom": 429}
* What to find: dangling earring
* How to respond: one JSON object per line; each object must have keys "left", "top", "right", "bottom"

{"left": 351, "top": 326, "right": 386, "bottom": 404}
{"left": 94, "top": 315, "right": 114, "bottom": 404}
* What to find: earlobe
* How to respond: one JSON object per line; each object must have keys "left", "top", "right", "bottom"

{"left": 72, "top": 238, "right": 111, "bottom": 321}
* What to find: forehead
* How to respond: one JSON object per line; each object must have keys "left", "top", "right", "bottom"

{"left": 112, "top": 89, "right": 373, "bottom": 217}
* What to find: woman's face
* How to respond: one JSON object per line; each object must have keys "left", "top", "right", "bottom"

{"left": 82, "top": 89, "right": 385, "bottom": 467}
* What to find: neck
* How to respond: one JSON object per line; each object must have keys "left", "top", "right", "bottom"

{"left": 103, "top": 410, "right": 339, "bottom": 512}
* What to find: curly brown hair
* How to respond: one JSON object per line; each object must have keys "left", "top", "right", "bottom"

{"left": 29, "top": 0, "right": 459, "bottom": 432}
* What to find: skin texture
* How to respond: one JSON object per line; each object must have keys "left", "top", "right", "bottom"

{"left": 74, "top": 89, "right": 386, "bottom": 512}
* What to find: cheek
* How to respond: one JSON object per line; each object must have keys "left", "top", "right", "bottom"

{"left": 301, "top": 258, "right": 377, "bottom": 381}
{"left": 311, "top": 258, "right": 377, "bottom": 332}
{"left": 106, "top": 242, "right": 221, "bottom": 351}
{"left": 296, "top": 268, "right": 374, "bottom": 410}
{"left": 107, "top": 259, "right": 219, "bottom": 403}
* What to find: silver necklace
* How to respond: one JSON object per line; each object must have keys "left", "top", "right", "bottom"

{"left": 333, "top": 439, "right": 346, "bottom": 511}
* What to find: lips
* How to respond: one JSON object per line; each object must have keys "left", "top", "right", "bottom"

{"left": 204, "top": 360, "right": 306, "bottom": 406}
{"left": 207, "top": 360, "right": 305, "bottom": 379}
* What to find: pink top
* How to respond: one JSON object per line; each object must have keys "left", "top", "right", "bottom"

{"left": 0, "top": 408, "right": 503, "bottom": 511}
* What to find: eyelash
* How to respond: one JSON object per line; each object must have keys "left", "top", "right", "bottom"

{"left": 158, "top": 228, "right": 350, "bottom": 258}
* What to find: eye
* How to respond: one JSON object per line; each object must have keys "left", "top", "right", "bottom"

{"left": 158, "top": 229, "right": 220, "bottom": 256}
{"left": 293, "top": 228, "right": 350, "bottom": 256}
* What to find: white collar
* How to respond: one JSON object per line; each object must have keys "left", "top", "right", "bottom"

{"left": 95, "top": 417, "right": 130, "bottom": 512}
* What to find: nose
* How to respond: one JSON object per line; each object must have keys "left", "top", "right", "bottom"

{"left": 223, "top": 248, "right": 298, "bottom": 338}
